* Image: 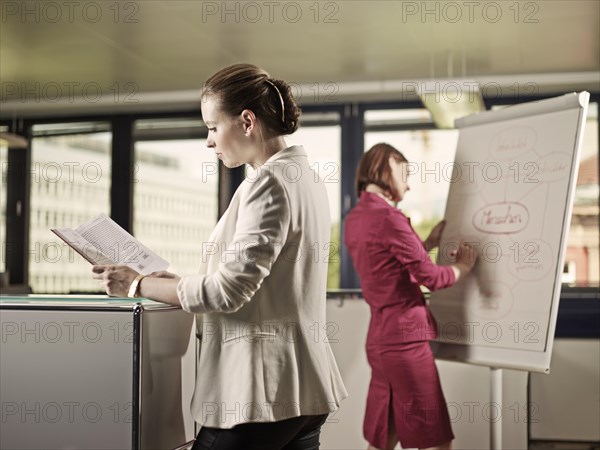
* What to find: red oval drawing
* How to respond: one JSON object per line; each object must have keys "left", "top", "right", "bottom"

{"left": 472, "top": 202, "right": 529, "bottom": 234}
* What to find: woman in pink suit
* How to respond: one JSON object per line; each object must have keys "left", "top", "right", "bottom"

{"left": 344, "top": 143, "right": 476, "bottom": 450}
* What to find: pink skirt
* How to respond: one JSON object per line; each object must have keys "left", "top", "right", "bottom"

{"left": 364, "top": 341, "right": 454, "bottom": 449}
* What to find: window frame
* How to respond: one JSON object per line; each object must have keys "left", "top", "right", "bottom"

{"left": 1, "top": 95, "right": 597, "bottom": 300}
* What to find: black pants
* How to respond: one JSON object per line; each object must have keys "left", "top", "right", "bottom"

{"left": 191, "top": 414, "right": 328, "bottom": 450}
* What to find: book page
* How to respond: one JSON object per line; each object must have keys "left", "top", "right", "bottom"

{"left": 73, "top": 214, "right": 169, "bottom": 275}
{"left": 51, "top": 228, "right": 116, "bottom": 266}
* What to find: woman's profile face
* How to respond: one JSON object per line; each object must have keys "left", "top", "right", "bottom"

{"left": 390, "top": 158, "right": 410, "bottom": 202}
{"left": 201, "top": 96, "right": 248, "bottom": 168}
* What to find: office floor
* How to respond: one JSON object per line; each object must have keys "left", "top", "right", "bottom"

{"left": 529, "top": 441, "right": 600, "bottom": 450}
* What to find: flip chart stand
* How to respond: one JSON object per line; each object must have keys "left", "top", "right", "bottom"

{"left": 490, "top": 367, "right": 503, "bottom": 450}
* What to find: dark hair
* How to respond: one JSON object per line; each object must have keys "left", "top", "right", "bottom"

{"left": 201, "top": 63, "right": 301, "bottom": 135}
{"left": 356, "top": 143, "right": 408, "bottom": 202}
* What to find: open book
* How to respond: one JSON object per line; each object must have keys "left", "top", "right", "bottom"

{"left": 51, "top": 213, "right": 169, "bottom": 275}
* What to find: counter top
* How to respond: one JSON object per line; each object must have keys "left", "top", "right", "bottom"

{"left": 0, "top": 294, "right": 178, "bottom": 311}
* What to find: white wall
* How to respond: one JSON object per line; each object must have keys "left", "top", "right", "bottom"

{"left": 530, "top": 339, "right": 600, "bottom": 442}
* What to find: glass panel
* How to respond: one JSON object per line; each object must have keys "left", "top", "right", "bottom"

{"left": 29, "top": 125, "right": 112, "bottom": 293}
{"left": 567, "top": 102, "right": 598, "bottom": 286}
{"left": 365, "top": 102, "right": 599, "bottom": 289}
{"left": 133, "top": 139, "right": 218, "bottom": 276}
{"left": 365, "top": 129, "right": 460, "bottom": 242}
{"left": 0, "top": 142, "right": 7, "bottom": 277}
{"left": 287, "top": 124, "right": 342, "bottom": 289}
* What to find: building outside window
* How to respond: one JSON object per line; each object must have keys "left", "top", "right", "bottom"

{"left": 566, "top": 102, "right": 599, "bottom": 286}
{"left": 133, "top": 135, "right": 218, "bottom": 277}
{"left": 29, "top": 122, "right": 111, "bottom": 293}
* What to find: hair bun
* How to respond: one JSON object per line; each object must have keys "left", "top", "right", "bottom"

{"left": 202, "top": 64, "right": 301, "bottom": 136}
{"left": 270, "top": 78, "right": 301, "bottom": 135}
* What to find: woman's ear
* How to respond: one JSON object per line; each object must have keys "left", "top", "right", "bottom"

{"left": 240, "top": 109, "right": 256, "bottom": 135}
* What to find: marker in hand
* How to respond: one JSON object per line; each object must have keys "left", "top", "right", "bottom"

{"left": 450, "top": 240, "right": 478, "bottom": 280}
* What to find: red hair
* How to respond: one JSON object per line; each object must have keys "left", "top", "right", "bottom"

{"left": 356, "top": 143, "right": 408, "bottom": 202}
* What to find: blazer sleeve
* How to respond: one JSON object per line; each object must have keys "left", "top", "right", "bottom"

{"left": 384, "top": 211, "right": 455, "bottom": 291}
{"left": 177, "top": 172, "right": 291, "bottom": 313}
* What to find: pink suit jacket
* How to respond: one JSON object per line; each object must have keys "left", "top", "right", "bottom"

{"left": 344, "top": 192, "right": 456, "bottom": 345}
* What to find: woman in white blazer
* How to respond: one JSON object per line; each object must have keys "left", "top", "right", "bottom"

{"left": 93, "top": 63, "right": 347, "bottom": 449}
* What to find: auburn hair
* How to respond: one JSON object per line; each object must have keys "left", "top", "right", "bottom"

{"left": 356, "top": 143, "right": 408, "bottom": 202}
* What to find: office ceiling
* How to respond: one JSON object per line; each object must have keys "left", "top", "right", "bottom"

{"left": 1, "top": 0, "right": 599, "bottom": 117}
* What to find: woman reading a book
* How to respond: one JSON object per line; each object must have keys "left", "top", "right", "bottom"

{"left": 92, "top": 63, "right": 347, "bottom": 450}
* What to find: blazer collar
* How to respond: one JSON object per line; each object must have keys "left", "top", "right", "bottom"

{"left": 360, "top": 191, "right": 397, "bottom": 208}
{"left": 265, "top": 145, "right": 307, "bottom": 163}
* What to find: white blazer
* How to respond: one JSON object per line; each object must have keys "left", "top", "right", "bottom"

{"left": 177, "top": 145, "right": 348, "bottom": 429}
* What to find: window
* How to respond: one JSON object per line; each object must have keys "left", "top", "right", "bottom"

{"left": 364, "top": 103, "right": 599, "bottom": 289}
{"left": 133, "top": 118, "right": 218, "bottom": 276}
{"left": 0, "top": 137, "right": 7, "bottom": 277}
{"left": 566, "top": 102, "right": 599, "bottom": 286}
{"left": 365, "top": 109, "right": 458, "bottom": 241}
{"left": 29, "top": 122, "right": 111, "bottom": 293}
